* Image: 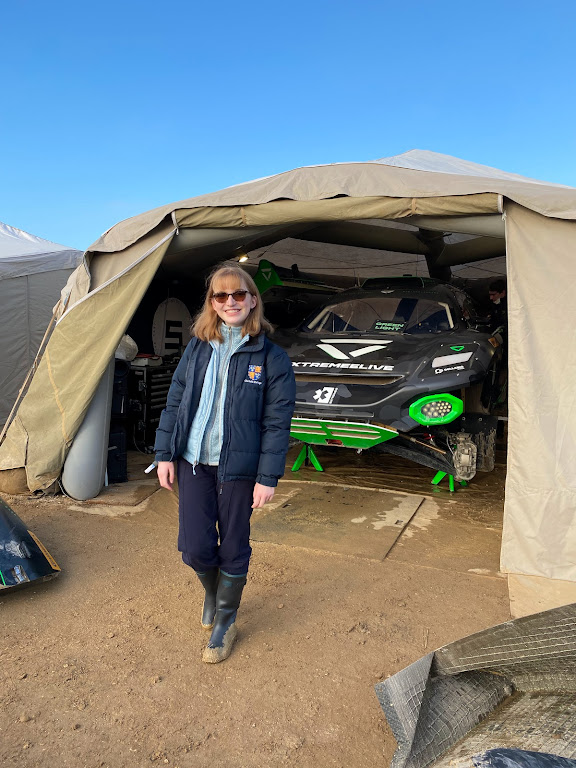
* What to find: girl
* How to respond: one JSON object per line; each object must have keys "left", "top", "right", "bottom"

{"left": 154, "top": 264, "right": 295, "bottom": 663}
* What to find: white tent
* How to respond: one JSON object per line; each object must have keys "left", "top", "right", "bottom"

{"left": 0, "top": 222, "right": 83, "bottom": 426}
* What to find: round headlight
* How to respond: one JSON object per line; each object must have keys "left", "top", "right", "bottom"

{"left": 409, "top": 393, "right": 463, "bottom": 425}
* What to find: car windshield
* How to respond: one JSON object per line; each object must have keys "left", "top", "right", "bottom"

{"left": 302, "top": 296, "right": 454, "bottom": 334}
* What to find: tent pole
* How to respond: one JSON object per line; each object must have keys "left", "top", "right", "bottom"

{"left": 418, "top": 229, "right": 452, "bottom": 282}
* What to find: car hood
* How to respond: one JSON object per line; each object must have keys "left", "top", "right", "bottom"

{"left": 273, "top": 330, "right": 485, "bottom": 378}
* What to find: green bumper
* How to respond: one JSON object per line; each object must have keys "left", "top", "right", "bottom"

{"left": 290, "top": 418, "right": 398, "bottom": 449}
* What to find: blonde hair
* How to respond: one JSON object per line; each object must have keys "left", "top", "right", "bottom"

{"left": 192, "top": 263, "right": 273, "bottom": 342}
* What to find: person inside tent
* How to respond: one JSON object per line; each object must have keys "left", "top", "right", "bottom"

{"left": 488, "top": 278, "right": 507, "bottom": 331}
{"left": 154, "top": 264, "right": 295, "bottom": 663}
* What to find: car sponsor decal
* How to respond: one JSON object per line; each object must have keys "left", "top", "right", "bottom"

{"left": 372, "top": 321, "right": 405, "bottom": 332}
{"left": 434, "top": 364, "right": 465, "bottom": 374}
{"left": 292, "top": 361, "right": 395, "bottom": 371}
{"left": 312, "top": 386, "right": 338, "bottom": 404}
{"left": 316, "top": 339, "right": 393, "bottom": 360}
{"left": 431, "top": 351, "right": 473, "bottom": 368}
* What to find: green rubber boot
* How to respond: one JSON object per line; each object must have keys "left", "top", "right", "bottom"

{"left": 202, "top": 572, "right": 247, "bottom": 663}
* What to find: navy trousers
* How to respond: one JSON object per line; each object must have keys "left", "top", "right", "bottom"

{"left": 177, "top": 460, "right": 254, "bottom": 575}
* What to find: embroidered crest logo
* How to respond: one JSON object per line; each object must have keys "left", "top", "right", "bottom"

{"left": 247, "top": 364, "right": 262, "bottom": 382}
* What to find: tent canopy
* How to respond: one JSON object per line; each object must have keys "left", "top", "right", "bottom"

{"left": 88, "top": 148, "right": 575, "bottom": 260}
{"left": 2, "top": 150, "right": 576, "bottom": 613}
{"left": 0, "top": 222, "right": 82, "bottom": 278}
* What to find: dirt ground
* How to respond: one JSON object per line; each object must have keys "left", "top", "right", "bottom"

{"left": 1, "top": 446, "right": 511, "bottom": 768}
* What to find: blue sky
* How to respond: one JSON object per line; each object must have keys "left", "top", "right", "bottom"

{"left": 1, "top": 0, "right": 575, "bottom": 250}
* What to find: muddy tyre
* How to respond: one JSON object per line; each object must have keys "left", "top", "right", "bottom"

{"left": 473, "top": 427, "right": 496, "bottom": 472}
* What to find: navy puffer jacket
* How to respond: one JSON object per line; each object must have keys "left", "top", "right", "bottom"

{"left": 154, "top": 332, "right": 296, "bottom": 487}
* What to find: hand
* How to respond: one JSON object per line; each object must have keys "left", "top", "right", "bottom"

{"left": 157, "top": 461, "right": 175, "bottom": 491}
{"left": 252, "top": 482, "right": 275, "bottom": 509}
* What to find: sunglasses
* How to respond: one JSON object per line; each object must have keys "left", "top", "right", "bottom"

{"left": 211, "top": 290, "right": 251, "bottom": 304}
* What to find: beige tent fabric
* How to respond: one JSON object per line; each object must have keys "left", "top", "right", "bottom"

{"left": 0, "top": 224, "right": 175, "bottom": 490}
{"left": 89, "top": 163, "right": 576, "bottom": 256}
{"left": 501, "top": 202, "right": 576, "bottom": 581}
{"left": 176, "top": 193, "right": 500, "bottom": 229}
{"left": 0, "top": 417, "right": 28, "bottom": 471}
{"left": 88, "top": 224, "right": 175, "bottom": 292}
{"left": 55, "top": 257, "right": 91, "bottom": 319}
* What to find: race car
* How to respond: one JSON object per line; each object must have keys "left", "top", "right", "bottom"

{"left": 269, "top": 275, "right": 505, "bottom": 481}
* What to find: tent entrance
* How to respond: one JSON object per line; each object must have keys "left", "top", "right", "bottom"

{"left": 102, "top": 211, "right": 509, "bottom": 515}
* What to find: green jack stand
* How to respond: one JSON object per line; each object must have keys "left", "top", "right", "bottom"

{"left": 291, "top": 444, "right": 324, "bottom": 472}
{"left": 431, "top": 471, "right": 468, "bottom": 492}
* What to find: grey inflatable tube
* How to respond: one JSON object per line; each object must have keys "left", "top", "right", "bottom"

{"left": 60, "top": 359, "right": 115, "bottom": 500}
